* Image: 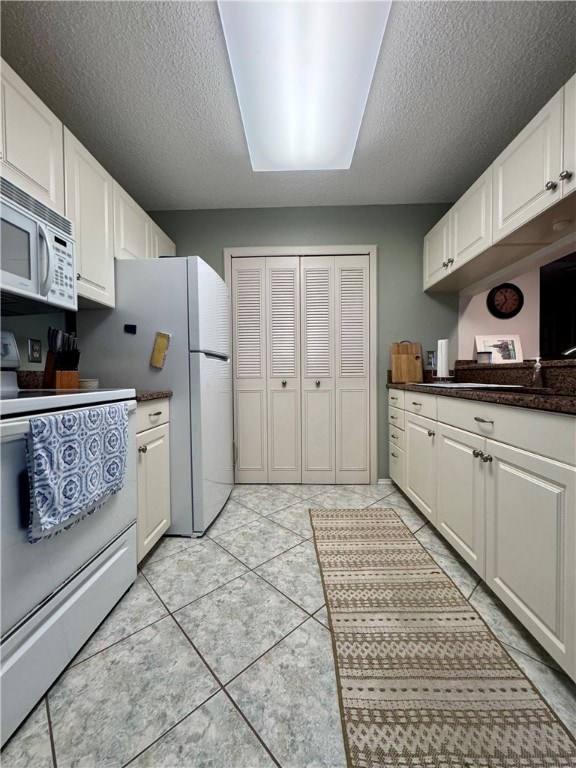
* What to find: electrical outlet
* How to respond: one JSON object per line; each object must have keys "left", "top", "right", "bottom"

{"left": 28, "top": 338, "right": 42, "bottom": 363}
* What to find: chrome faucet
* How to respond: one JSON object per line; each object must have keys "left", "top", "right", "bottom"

{"left": 532, "top": 357, "right": 543, "bottom": 387}
{"left": 561, "top": 345, "right": 576, "bottom": 357}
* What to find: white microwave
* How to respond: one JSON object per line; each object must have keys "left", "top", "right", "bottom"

{"left": 0, "top": 178, "right": 77, "bottom": 311}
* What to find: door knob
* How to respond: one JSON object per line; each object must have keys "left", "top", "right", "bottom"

{"left": 472, "top": 449, "right": 484, "bottom": 458}
{"left": 282, "top": 380, "right": 287, "bottom": 387}
{"left": 559, "top": 170, "right": 573, "bottom": 181}
{"left": 138, "top": 445, "right": 148, "bottom": 454}
{"left": 545, "top": 180, "right": 558, "bottom": 191}
{"left": 481, "top": 454, "right": 493, "bottom": 463}
{"left": 427, "top": 429, "right": 435, "bottom": 437}
{"left": 315, "top": 380, "right": 320, "bottom": 387}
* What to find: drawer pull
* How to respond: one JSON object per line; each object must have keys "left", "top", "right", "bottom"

{"left": 472, "top": 449, "right": 484, "bottom": 458}
{"left": 390, "top": 396, "right": 398, "bottom": 401}
{"left": 427, "top": 429, "right": 435, "bottom": 437}
{"left": 481, "top": 454, "right": 493, "bottom": 463}
{"left": 412, "top": 401, "right": 422, "bottom": 406}
{"left": 391, "top": 433, "right": 398, "bottom": 439}
{"left": 390, "top": 415, "right": 397, "bottom": 420}
{"left": 391, "top": 452, "right": 398, "bottom": 458}
{"left": 138, "top": 445, "right": 148, "bottom": 454}
{"left": 474, "top": 416, "right": 494, "bottom": 424}
{"left": 149, "top": 411, "right": 163, "bottom": 418}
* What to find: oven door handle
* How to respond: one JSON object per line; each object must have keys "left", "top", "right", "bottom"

{"left": 0, "top": 421, "right": 31, "bottom": 440}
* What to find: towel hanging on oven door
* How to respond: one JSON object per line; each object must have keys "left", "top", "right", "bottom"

{"left": 25, "top": 403, "right": 129, "bottom": 542}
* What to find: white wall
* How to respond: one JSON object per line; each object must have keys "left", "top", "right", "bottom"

{"left": 458, "top": 270, "right": 539, "bottom": 360}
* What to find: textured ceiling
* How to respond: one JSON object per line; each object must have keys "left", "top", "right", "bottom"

{"left": 1, "top": 1, "right": 575, "bottom": 211}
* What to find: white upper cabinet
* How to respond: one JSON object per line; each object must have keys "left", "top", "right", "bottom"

{"left": 492, "top": 88, "right": 563, "bottom": 241}
{"left": 0, "top": 60, "right": 65, "bottom": 213}
{"left": 64, "top": 129, "right": 115, "bottom": 307}
{"left": 423, "top": 211, "right": 451, "bottom": 290}
{"left": 451, "top": 167, "right": 492, "bottom": 268}
{"left": 562, "top": 73, "right": 576, "bottom": 199}
{"left": 150, "top": 222, "right": 176, "bottom": 259}
{"left": 113, "top": 182, "right": 151, "bottom": 260}
{"left": 424, "top": 73, "right": 576, "bottom": 293}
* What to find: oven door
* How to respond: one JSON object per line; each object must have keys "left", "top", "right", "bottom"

{"left": 0, "top": 401, "right": 137, "bottom": 637}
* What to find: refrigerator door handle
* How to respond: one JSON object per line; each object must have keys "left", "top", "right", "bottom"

{"left": 193, "top": 349, "right": 230, "bottom": 362}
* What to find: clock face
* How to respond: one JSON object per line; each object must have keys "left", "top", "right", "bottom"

{"left": 486, "top": 283, "right": 524, "bottom": 319}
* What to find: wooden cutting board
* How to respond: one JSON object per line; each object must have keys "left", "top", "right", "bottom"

{"left": 391, "top": 341, "right": 424, "bottom": 383}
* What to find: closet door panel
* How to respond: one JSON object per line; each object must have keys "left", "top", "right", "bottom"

{"left": 301, "top": 257, "right": 336, "bottom": 483}
{"left": 266, "top": 257, "right": 301, "bottom": 482}
{"left": 232, "top": 258, "right": 267, "bottom": 483}
{"left": 335, "top": 257, "right": 370, "bottom": 483}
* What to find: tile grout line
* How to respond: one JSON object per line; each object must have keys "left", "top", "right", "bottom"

{"left": 44, "top": 696, "right": 58, "bottom": 768}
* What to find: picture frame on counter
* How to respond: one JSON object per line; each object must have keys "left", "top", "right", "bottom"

{"left": 475, "top": 334, "right": 523, "bottom": 363}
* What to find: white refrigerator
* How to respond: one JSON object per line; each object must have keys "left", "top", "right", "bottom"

{"left": 77, "top": 256, "right": 233, "bottom": 536}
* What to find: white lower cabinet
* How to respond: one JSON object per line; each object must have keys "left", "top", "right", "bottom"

{"left": 389, "top": 389, "right": 576, "bottom": 679}
{"left": 136, "top": 400, "right": 171, "bottom": 563}
{"left": 485, "top": 440, "right": 575, "bottom": 679}
{"left": 436, "top": 423, "right": 485, "bottom": 575}
{"left": 404, "top": 411, "right": 437, "bottom": 524}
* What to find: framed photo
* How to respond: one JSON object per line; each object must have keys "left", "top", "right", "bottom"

{"left": 475, "top": 335, "right": 523, "bottom": 363}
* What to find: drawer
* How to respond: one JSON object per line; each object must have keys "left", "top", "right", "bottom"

{"left": 389, "top": 424, "right": 405, "bottom": 450}
{"left": 388, "top": 389, "right": 405, "bottom": 409}
{"left": 437, "top": 397, "right": 576, "bottom": 465}
{"left": 388, "top": 406, "right": 405, "bottom": 431}
{"left": 405, "top": 392, "right": 437, "bottom": 420}
{"left": 389, "top": 443, "right": 405, "bottom": 489}
{"left": 136, "top": 398, "right": 170, "bottom": 432}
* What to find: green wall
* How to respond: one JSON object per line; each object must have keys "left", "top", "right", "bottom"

{"left": 150, "top": 205, "right": 458, "bottom": 479}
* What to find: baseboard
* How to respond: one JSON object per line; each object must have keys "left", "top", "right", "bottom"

{"left": 377, "top": 478, "right": 393, "bottom": 485}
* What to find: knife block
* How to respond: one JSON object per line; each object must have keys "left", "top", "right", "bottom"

{"left": 42, "top": 352, "right": 80, "bottom": 389}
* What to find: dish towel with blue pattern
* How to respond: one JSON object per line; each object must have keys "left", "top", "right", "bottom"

{"left": 26, "top": 403, "right": 129, "bottom": 542}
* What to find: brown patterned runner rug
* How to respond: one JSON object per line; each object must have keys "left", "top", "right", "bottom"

{"left": 309, "top": 507, "right": 576, "bottom": 768}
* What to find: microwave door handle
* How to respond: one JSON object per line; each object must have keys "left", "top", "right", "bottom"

{"left": 38, "top": 224, "right": 55, "bottom": 297}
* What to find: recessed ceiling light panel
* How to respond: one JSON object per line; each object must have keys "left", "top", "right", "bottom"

{"left": 218, "top": 1, "right": 392, "bottom": 172}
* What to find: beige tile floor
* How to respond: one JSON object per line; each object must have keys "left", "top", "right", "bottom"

{"left": 2, "top": 483, "right": 575, "bottom": 767}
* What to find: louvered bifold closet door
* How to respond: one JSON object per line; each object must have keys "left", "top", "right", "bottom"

{"left": 335, "top": 256, "right": 370, "bottom": 483}
{"left": 232, "top": 258, "right": 267, "bottom": 483}
{"left": 266, "top": 257, "right": 301, "bottom": 482}
{"left": 301, "top": 257, "right": 336, "bottom": 483}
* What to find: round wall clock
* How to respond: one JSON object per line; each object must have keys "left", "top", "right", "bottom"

{"left": 486, "top": 283, "right": 524, "bottom": 319}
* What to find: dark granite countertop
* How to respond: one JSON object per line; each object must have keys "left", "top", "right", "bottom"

{"left": 135, "top": 390, "right": 173, "bottom": 402}
{"left": 387, "top": 359, "right": 576, "bottom": 416}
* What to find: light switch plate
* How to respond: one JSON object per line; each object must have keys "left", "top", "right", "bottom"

{"left": 28, "top": 338, "right": 42, "bottom": 363}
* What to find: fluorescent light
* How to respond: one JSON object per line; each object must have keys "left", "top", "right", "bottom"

{"left": 217, "top": 1, "right": 391, "bottom": 172}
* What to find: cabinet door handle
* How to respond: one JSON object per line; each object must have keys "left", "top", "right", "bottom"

{"left": 138, "top": 445, "right": 148, "bottom": 454}
{"left": 559, "top": 170, "right": 573, "bottom": 181}
{"left": 391, "top": 433, "right": 398, "bottom": 439}
{"left": 315, "top": 380, "right": 320, "bottom": 387}
{"left": 427, "top": 429, "right": 435, "bottom": 437}
{"left": 390, "top": 396, "right": 398, "bottom": 401}
{"left": 447, "top": 257, "right": 454, "bottom": 265}
{"left": 149, "top": 411, "right": 163, "bottom": 418}
{"left": 390, "top": 415, "right": 397, "bottom": 420}
{"left": 282, "top": 380, "right": 287, "bottom": 387}
{"left": 412, "top": 401, "right": 422, "bottom": 407}
{"left": 474, "top": 416, "right": 494, "bottom": 424}
{"left": 481, "top": 454, "right": 493, "bottom": 463}
{"left": 472, "top": 449, "right": 484, "bottom": 458}
{"left": 442, "top": 261, "right": 449, "bottom": 268}
{"left": 545, "top": 180, "right": 558, "bottom": 191}
{"left": 391, "top": 452, "right": 398, "bottom": 458}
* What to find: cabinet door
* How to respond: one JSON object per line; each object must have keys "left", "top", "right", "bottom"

{"left": 0, "top": 60, "right": 64, "bottom": 213}
{"left": 64, "top": 129, "right": 115, "bottom": 307}
{"left": 450, "top": 167, "right": 492, "bottom": 269}
{"left": 113, "top": 183, "right": 150, "bottom": 260}
{"left": 562, "top": 73, "right": 576, "bottom": 198}
{"left": 423, "top": 211, "right": 451, "bottom": 290}
{"left": 232, "top": 258, "right": 268, "bottom": 483}
{"left": 150, "top": 222, "right": 176, "bottom": 259}
{"left": 335, "top": 256, "right": 370, "bottom": 483}
{"left": 485, "top": 441, "right": 576, "bottom": 679}
{"left": 492, "top": 88, "right": 563, "bottom": 241}
{"left": 301, "top": 257, "right": 335, "bottom": 483}
{"left": 137, "top": 423, "right": 171, "bottom": 563}
{"left": 267, "top": 257, "right": 301, "bottom": 482}
{"left": 436, "top": 423, "right": 485, "bottom": 576}
{"left": 404, "top": 412, "right": 437, "bottom": 523}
